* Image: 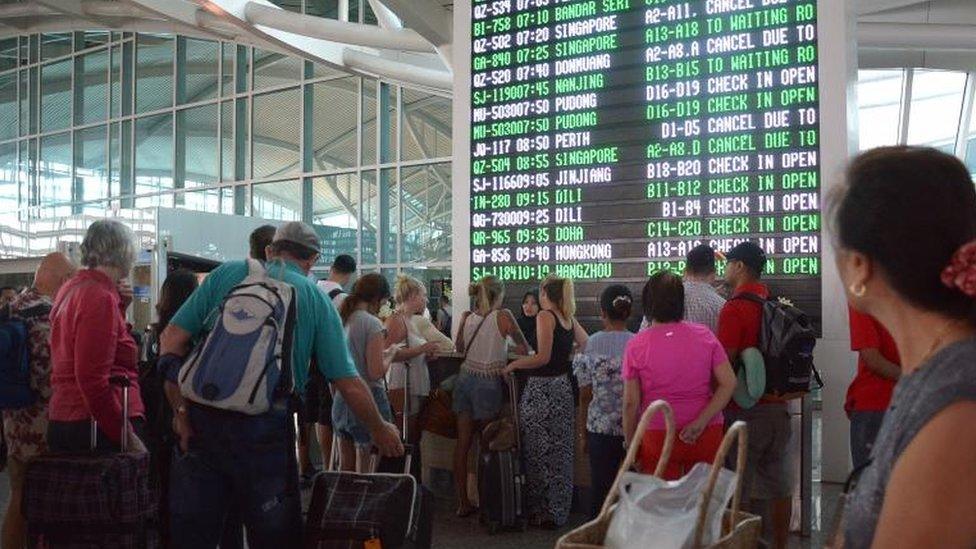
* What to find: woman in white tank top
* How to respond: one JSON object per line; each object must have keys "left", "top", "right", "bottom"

{"left": 452, "top": 276, "right": 528, "bottom": 518}
{"left": 386, "top": 276, "right": 439, "bottom": 451}
{"left": 460, "top": 310, "right": 510, "bottom": 374}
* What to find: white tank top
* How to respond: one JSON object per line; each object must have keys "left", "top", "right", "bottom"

{"left": 387, "top": 314, "right": 431, "bottom": 397}
{"left": 461, "top": 310, "right": 508, "bottom": 376}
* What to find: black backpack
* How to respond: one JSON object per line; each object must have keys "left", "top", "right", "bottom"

{"left": 734, "top": 294, "right": 822, "bottom": 399}
{"left": 327, "top": 288, "right": 345, "bottom": 301}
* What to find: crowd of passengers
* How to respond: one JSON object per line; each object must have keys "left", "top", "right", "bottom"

{"left": 0, "top": 146, "right": 975, "bottom": 548}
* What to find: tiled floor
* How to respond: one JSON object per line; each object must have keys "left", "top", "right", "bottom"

{"left": 0, "top": 467, "right": 841, "bottom": 547}
{"left": 431, "top": 482, "right": 843, "bottom": 548}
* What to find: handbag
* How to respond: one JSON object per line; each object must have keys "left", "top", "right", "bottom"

{"left": 418, "top": 313, "right": 490, "bottom": 439}
{"left": 420, "top": 385, "right": 457, "bottom": 439}
{"left": 387, "top": 316, "right": 416, "bottom": 420}
{"left": 694, "top": 423, "right": 761, "bottom": 549}
{"left": 555, "top": 400, "right": 675, "bottom": 548}
{"left": 556, "top": 403, "right": 761, "bottom": 549}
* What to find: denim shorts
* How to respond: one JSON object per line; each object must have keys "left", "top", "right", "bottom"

{"left": 332, "top": 384, "right": 392, "bottom": 446}
{"left": 452, "top": 371, "right": 505, "bottom": 421}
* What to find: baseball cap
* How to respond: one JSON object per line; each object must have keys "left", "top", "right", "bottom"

{"left": 726, "top": 241, "right": 767, "bottom": 275}
{"left": 273, "top": 221, "right": 321, "bottom": 254}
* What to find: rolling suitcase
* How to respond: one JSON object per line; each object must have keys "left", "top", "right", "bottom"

{"left": 372, "top": 363, "right": 433, "bottom": 549}
{"left": 24, "top": 375, "right": 158, "bottom": 548}
{"left": 303, "top": 360, "right": 432, "bottom": 549}
{"left": 478, "top": 375, "right": 528, "bottom": 534}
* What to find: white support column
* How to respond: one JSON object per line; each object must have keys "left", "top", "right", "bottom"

{"left": 818, "top": 0, "right": 860, "bottom": 484}
{"left": 449, "top": 0, "right": 470, "bottom": 338}
{"left": 953, "top": 73, "right": 976, "bottom": 160}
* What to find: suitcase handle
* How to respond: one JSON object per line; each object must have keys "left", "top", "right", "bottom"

{"left": 399, "top": 316, "right": 412, "bottom": 443}
{"left": 369, "top": 443, "right": 414, "bottom": 474}
{"left": 90, "top": 375, "right": 132, "bottom": 452}
{"left": 507, "top": 374, "right": 521, "bottom": 452}
{"left": 401, "top": 360, "right": 410, "bottom": 441}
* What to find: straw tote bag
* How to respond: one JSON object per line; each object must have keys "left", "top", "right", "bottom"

{"left": 555, "top": 400, "right": 675, "bottom": 548}
{"left": 556, "top": 404, "right": 761, "bottom": 549}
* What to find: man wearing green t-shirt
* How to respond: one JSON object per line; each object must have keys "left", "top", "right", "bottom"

{"left": 158, "top": 222, "right": 402, "bottom": 548}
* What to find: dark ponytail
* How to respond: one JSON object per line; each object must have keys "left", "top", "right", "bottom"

{"left": 835, "top": 147, "right": 976, "bottom": 322}
{"left": 599, "top": 284, "right": 632, "bottom": 322}
{"left": 339, "top": 273, "right": 391, "bottom": 325}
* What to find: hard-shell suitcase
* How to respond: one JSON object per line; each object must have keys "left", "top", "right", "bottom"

{"left": 478, "top": 375, "right": 528, "bottom": 534}
{"left": 24, "top": 376, "right": 158, "bottom": 548}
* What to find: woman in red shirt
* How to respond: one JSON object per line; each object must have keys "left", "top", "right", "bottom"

{"left": 48, "top": 220, "right": 146, "bottom": 453}
{"left": 846, "top": 307, "right": 899, "bottom": 470}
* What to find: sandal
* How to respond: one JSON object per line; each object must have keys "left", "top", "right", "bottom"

{"left": 456, "top": 506, "right": 479, "bottom": 518}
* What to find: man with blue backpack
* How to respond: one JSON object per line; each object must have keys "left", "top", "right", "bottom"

{"left": 0, "top": 252, "right": 76, "bottom": 549}
{"left": 158, "top": 222, "right": 403, "bottom": 548}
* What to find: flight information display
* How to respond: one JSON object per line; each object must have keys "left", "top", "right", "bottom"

{"left": 469, "top": 0, "right": 823, "bottom": 327}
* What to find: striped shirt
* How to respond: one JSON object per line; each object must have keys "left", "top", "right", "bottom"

{"left": 683, "top": 279, "right": 726, "bottom": 334}
{"left": 640, "top": 279, "right": 726, "bottom": 334}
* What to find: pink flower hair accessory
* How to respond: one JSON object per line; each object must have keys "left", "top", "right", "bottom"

{"left": 941, "top": 239, "right": 976, "bottom": 298}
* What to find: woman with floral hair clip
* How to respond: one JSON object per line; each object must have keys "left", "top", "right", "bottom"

{"left": 834, "top": 147, "right": 976, "bottom": 548}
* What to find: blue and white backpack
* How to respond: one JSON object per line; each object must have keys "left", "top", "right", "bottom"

{"left": 178, "top": 259, "right": 297, "bottom": 415}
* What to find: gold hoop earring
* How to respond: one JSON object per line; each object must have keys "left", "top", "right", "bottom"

{"left": 849, "top": 283, "right": 866, "bottom": 298}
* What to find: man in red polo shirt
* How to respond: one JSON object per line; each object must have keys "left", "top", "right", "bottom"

{"left": 718, "top": 241, "right": 792, "bottom": 549}
{"left": 846, "top": 307, "right": 899, "bottom": 470}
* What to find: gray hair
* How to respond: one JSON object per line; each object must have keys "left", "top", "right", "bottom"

{"left": 80, "top": 219, "right": 137, "bottom": 273}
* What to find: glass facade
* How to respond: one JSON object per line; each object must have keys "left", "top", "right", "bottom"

{"left": 857, "top": 68, "right": 976, "bottom": 172}
{"left": 0, "top": 31, "right": 452, "bottom": 280}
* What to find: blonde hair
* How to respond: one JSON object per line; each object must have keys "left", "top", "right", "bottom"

{"left": 394, "top": 274, "right": 424, "bottom": 305}
{"left": 468, "top": 275, "right": 504, "bottom": 315}
{"left": 541, "top": 275, "right": 576, "bottom": 319}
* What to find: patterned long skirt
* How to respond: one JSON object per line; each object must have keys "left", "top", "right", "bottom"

{"left": 519, "top": 375, "right": 574, "bottom": 526}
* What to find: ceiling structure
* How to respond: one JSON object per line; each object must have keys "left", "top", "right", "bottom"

{"left": 0, "top": 0, "right": 975, "bottom": 95}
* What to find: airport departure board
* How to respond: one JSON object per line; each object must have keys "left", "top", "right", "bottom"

{"left": 469, "top": 0, "right": 823, "bottom": 327}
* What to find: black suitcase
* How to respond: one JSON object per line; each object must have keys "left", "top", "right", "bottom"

{"left": 477, "top": 376, "right": 527, "bottom": 534}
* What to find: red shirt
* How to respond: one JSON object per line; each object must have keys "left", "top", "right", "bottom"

{"left": 49, "top": 269, "right": 143, "bottom": 444}
{"left": 846, "top": 308, "right": 899, "bottom": 413}
{"left": 717, "top": 282, "right": 769, "bottom": 353}
{"left": 717, "top": 282, "right": 774, "bottom": 406}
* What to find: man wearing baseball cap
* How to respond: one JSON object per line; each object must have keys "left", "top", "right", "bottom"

{"left": 158, "top": 221, "right": 403, "bottom": 547}
{"left": 717, "top": 241, "right": 793, "bottom": 549}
